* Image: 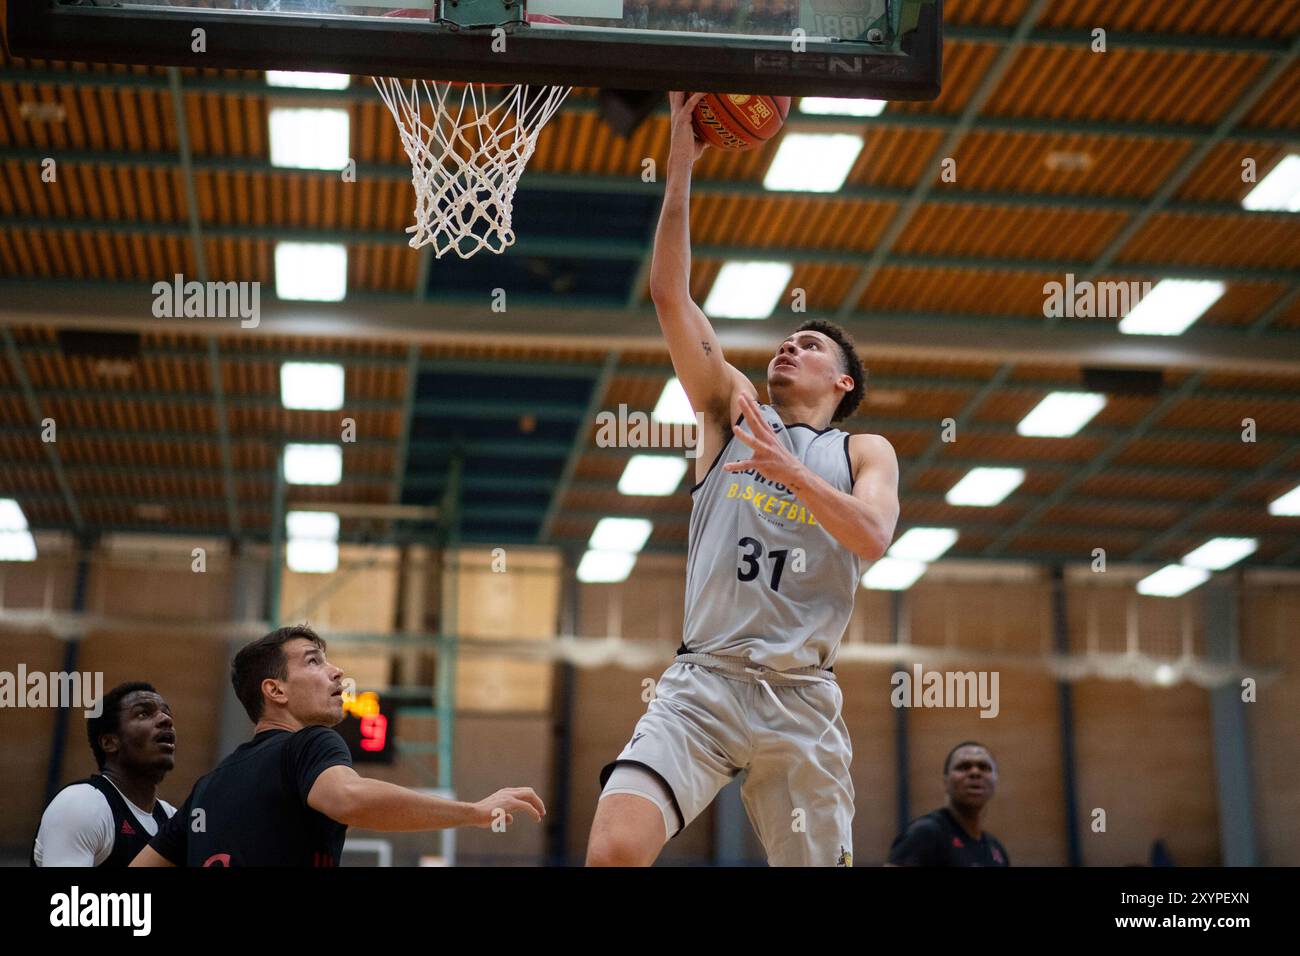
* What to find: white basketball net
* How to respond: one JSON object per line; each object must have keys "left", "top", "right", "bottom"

{"left": 373, "top": 77, "right": 570, "bottom": 259}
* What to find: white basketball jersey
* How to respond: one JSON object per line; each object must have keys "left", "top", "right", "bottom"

{"left": 681, "top": 402, "right": 862, "bottom": 671}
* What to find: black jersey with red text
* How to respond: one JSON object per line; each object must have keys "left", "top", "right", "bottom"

{"left": 150, "top": 727, "right": 351, "bottom": 867}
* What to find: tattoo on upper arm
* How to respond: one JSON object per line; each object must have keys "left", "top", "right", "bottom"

{"left": 701, "top": 341, "right": 712, "bottom": 355}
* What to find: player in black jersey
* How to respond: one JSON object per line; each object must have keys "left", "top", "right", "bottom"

{"left": 132, "top": 625, "right": 543, "bottom": 867}
{"left": 887, "top": 741, "right": 1009, "bottom": 866}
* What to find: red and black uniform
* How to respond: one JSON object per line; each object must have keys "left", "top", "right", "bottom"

{"left": 151, "top": 726, "right": 351, "bottom": 867}
{"left": 30, "top": 774, "right": 170, "bottom": 868}
{"left": 888, "top": 808, "right": 1010, "bottom": 867}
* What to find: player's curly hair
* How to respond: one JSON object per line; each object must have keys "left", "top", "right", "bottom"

{"left": 793, "top": 319, "right": 866, "bottom": 423}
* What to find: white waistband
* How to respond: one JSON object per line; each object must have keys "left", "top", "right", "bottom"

{"left": 675, "top": 652, "right": 836, "bottom": 686}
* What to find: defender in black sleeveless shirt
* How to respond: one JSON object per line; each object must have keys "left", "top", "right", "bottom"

{"left": 33, "top": 681, "right": 178, "bottom": 867}
{"left": 133, "top": 625, "right": 545, "bottom": 867}
{"left": 888, "top": 741, "right": 1009, "bottom": 867}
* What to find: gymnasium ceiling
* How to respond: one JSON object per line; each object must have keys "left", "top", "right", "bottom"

{"left": 1, "top": 0, "right": 1299, "bottom": 568}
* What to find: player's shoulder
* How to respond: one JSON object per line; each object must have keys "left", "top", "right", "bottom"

{"left": 296, "top": 723, "right": 346, "bottom": 741}
{"left": 906, "top": 809, "right": 949, "bottom": 836}
{"left": 159, "top": 798, "right": 179, "bottom": 818}
{"left": 846, "top": 432, "right": 897, "bottom": 474}
{"left": 44, "top": 781, "right": 108, "bottom": 810}
{"left": 41, "top": 782, "right": 112, "bottom": 826}
{"left": 847, "top": 431, "right": 895, "bottom": 456}
{"left": 289, "top": 724, "right": 350, "bottom": 754}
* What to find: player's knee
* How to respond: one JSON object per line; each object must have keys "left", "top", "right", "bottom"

{"left": 585, "top": 828, "right": 656, "bottom": 867}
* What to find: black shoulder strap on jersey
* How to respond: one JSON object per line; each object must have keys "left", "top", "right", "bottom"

{"left": 150, "top": 799, "right": 170, "bottom": 828}
{"left": 88, "top": 773, "right": 158, "bottom": 869}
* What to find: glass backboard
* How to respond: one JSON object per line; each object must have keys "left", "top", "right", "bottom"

{"left": 7, "top": 0, "right": 942, "bottom": 98}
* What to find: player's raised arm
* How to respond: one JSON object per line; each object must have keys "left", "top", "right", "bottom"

{"left": 649, "top": 92, "right": 751, "bottom": 422}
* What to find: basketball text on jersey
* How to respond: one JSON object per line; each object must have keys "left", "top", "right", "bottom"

{"left": 49, "top": 886, "right": 151, "bottom": 936}
{"left": 725, "top": 478, "right": 820, "bottom": 528}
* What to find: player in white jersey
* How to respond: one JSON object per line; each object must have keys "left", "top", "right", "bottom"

{"left": 585, "top": 92, "right": 901, "bottom": 867}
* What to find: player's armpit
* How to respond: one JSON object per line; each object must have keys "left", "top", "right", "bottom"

{"left": 690, "top": 365, "right": 758, "bottom": 484}
{"left": 128, "top": 846, "right": 176, "bottom": 867}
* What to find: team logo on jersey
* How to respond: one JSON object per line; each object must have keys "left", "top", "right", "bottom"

{"left": 120, "top": 819, "right": 136, "bottom": 836}
{"left": 837, "top": 845, "right": 853, "bottom": 867}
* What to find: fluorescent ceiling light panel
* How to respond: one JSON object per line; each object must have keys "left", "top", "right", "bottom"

{"left": 1136, "top": 564, "right": 1210, "bottom": 598}
{"left": 1241, "top": 154, "right": 1300, "bottom": 212}
{"left": 576, "top": 549, "right": 637, "bottom": 584}
{"left": 268, "top": 107, "right": 350, "bottom": 169}
{"left": 799, "top": 97, "right": 886, "bottom": 117}
{"left": 1017, "top": 392, "right": 1107, "bottom": 437}
{"left": 0, "top": 498, "right": 29, "bottom": 531}
{"left": 0, "top": 531, "right": 36, "bottom": 562}
{"left": 763, "top": 132, "right": 864, "bottom": 192}
{"left": 1118, "top": 279, "right": 1225, "bottom": 336}
{"left": 618, "top": 455, "right": 690, "bottom": 496}
{"left": 861, "top": 557, "right": 927, "bottom": 591}
{"left": 280, "top": 362, "right": 345, "bottom": 411}
{"left": 283, "top": 444, "right": 343, "bottom": 486}
{"left": 588, "top": 517, "right": 653, "bottom": 553}
{"left": 285, "top": 509, "right": 340, "bottom": 574}
{"left": 888, "top": 527, "right": 959, "bottom": 562}
{"left": 945, "top": 467, "right": 1025, "bottom": 507}
{"left": 702, "top": 261, "right": 793, "bottom": 319}
{"left": 0, "top": 499, "right": 36, "bottom": 560}
{"left": 652, "top": 378, "right": 698, "bottom": 425}
{"left": 275, "top": 242, "right": 347, "bottom": 302}
{"left": 267, "top": 71, "right": 351, "bottom": 90}
{"left": 1181, "top": 537, "right": 1257, "bottom": 571}
{"left": 1268, "top": 483, "right": 1300, "bottom": 516}
{"left": 286, "top": 539, "right": 339, "bottom": 574}
{"left": 286, "top": 510, "right": 340, "bottom": 540}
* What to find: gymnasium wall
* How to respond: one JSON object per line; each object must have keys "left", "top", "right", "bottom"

{"left": 1, "top": 537, "right": 1297, "bottom": 866}
{"left": 1242, "top": 584, "right": 1300, "bottom": 867}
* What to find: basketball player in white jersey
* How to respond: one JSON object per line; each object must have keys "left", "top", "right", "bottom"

{"left": 585, "top": 92, "right": 900, "bottom": 866}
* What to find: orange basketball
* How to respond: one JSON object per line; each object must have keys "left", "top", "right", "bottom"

{"left": 691, "top": 93, "right": 791, "bottom": 151}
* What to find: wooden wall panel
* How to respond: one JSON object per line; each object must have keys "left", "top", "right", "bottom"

{"left": 1072, "top": 680, "right": 1220, "bottom": 866}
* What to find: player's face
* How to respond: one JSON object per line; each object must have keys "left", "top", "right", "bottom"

{"left": 768, "top": 331, "right": 848, "bottom": 401}
{"left": 109, "top": 690, "right": 176, "bottom": 774}
{"left": 283, "top": 638, "right": 346, "bottom": 727}
{"left": 945, "top": 746, "right": 996, "bottom": 809}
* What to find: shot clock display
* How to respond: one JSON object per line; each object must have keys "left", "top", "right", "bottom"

{"left": 337, "top": 690, "right": 397, "bottom": 764}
